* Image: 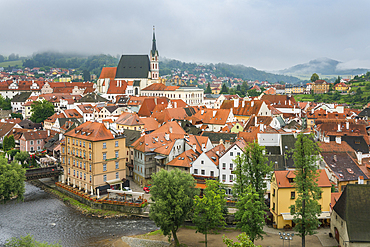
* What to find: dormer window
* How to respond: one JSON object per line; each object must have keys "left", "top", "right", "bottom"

{"left": 288, "top": 178, "right": 294, "bottom": 183}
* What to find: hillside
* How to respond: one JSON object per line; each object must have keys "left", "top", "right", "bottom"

{"left": 278, "top": 57, "right": 369, "bottom": 77}
{"left": 160, "top": 58, "right": 300, "bottom": 84}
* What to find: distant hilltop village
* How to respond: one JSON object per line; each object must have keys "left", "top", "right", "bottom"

{"left": 1, "top": 27, "right": 370, "bottom": 243}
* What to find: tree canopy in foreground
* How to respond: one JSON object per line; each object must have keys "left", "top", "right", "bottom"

{"left": 0, "top": 156, "right": 26, "bottom": 204}
{"left": 149, "top": 169, "right": 198, "bottom": 246}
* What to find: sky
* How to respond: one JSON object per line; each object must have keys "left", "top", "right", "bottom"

{"left": 1, "top": 0, "right": 370, "bottom": 71}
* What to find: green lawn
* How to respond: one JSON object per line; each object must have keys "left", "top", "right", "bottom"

{"left": 0, "top": 60, "right": 23, "bottom": 67}
{"left": 294, "top": 94, "right": 314, "bottom": 102}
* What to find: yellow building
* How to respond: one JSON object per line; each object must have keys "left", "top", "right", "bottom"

{"left": 59, "top": 77, "right": 71, "bottom": 82}
{"left": 270, "top": 170, "right": 331, "bottom": 229}
{"left": 312, "top": 80, "right": 330, "bottom": 94}
{"left": 291, "top": 86, "right": 305, "bottom": 94}
{"left": 61, "top": 121, "right": 127, "bottom": 195}
{"left": 334, "top": 82, "right": 350, "bottom": 93}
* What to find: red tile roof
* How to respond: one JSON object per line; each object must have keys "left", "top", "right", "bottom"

{"left": 274, "top": 169, "right": 331, "bottom": 188}
{"left": 65, "top": 121, "right": 114, "bottom": 141}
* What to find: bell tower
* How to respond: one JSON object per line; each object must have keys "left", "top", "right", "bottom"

{"left": 150, "top": 26, "right": 159, "bottom": 81}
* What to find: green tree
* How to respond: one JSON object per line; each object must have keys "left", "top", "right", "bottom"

{"left": 8, "top": 149, "right": 19, "bottom": 159}
{"left": 233, "top": 141, "right": 273, "bottom": 200}
{"left": 5, "top": 234, "right": 61, "bottom": 247}
{"left": 235, "top": 185, "right": 266, "bottom": 243}
{"left": 0, "top": 156, "right": 26, "bottom": 203}
{"left": 193, "top": 180, "right": 226, "bottom": 247}
{"left": 3, "top": 135, "right": 10, "bottom": 152}
{"left": 8, "top": 135, "right": 15, "bottom": 150}
{"left": 247, "top": 89, "right": 260, "bottom": 97}
{"left": 11, "top": 113, "right": 23, "bottom": 120}
{"left": 30, "top": 100, "right": 54, "bottom": 123}
{"left": 149, "top": 169, "right": 198, "bottom": 246}
{"left": 334, "top": 76, "right": 341, "bottom": 84}
{"left": 83, "top": 69, "right": 90, "bottom": 81}
{"left": 15, "top": 151, "right": 29, "bottom": 166}
{"left": 289, "top": 133, "right": 322, "bottom": 247}
{"left": 205, "top": 82, "right": 212, "bottom": 94}
{"left": 220, "top": 83, "right": 229, "bottom": 94}
{"left": 0, "top": 55, "right": 5, "bottom": 62}
{"left": 310, "top": 73, "right": 319, "bottom": 82}
{"left": 223, "top": 232, "right": 262, "bottom": 247}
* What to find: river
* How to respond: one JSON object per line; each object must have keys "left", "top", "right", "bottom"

{"left": 0, "top": 183, "right": 158, "bottom": 247}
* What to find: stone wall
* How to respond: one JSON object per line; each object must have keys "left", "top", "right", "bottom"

{"left": 0, "top": 110, "right": 11, "bottom": 119}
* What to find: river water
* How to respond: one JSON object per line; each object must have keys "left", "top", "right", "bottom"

{"left": 0, "top": 183, "right": 158, "bottom": 247}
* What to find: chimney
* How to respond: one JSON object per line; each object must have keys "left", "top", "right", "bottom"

{"left": 311, "top": 109, "right": 314, "bottom": 114}
{"left": 337, "top": 124, "right": 341, "bottom": 132}
{"left": 202, "top": 143, "right": 206, "bottom": 150}
{"left": 201, "top": 110, "right": 204, "bottom": 115}
{"left": 154, "top": 98, "right": 157, "bottom": 105}
{"left": 255, "top": 116, "right": 257, "bottom": 126}
{"left": 335, "top": 136, "right": 341, "bottom": 144}
{"left": 117, "top": 80, "right": 119, "bottom": 87}
{"left": 260, "top": 124, "right": 264, "bottom": 131}
{"left": 358, "top": 176, "right": 364, "bottom": 184}
{"left": 346, "top": 121, "right": 349, "bottom": 130}
{"left": 358, "top": 151, "right": 363, "bottom": 165}
{"left": 174, "top": 102, "right": 177, "bottom": 108}
{"left": 165, "top": 133, "right": 169, "bottom": 141}
{"left": 47, "top": 130, "right": 50, "bottom": 137}
{"left": 234, "top": 98, "right": 239, "bottom": 108}
{"left": 213, "top": 111, "right": 216, "bottom": 118}
{"left": 169, "top": 126, "right": 172, "bottom": 133}
{"left": 289, "top": 100, "right": 291, "bottom": 105}
{"left": 193, "top": 144, "right": 196, "bottom": 151}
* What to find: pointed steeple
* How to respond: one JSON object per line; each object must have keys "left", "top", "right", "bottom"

{"left": 151, "top": 26, "right": 158, "bottom": 57}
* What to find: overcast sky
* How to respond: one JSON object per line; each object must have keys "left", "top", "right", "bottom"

{"left": 1, "top": 0, "right": 370, "bottom": 71}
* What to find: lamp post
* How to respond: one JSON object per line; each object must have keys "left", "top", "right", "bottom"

{"left": 279, "top": 232, "right": 294, "bottom": 247}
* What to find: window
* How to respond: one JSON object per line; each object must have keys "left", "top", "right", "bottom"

{"left": 68, "top": 168, "right": 70, "bottom": 174}
{"left": 237, "top": 152, "right": 240, "bottom": 156}
{"left": 230, "top": 163, "right": 233, "bottom": 170}
{"left": 201, "top": 160, "right": 204, "bottom": 164}
{"left": 89, "top": 143, "right": 91, "bottom": 149}
{"left": 68, "top": 158, "right": 70, "bottom": 164}
{"left": 68, "top": 138, "right": 70, "bottom": 144}
{"left": 194, "top": 169, "right": 198, "bottom": 174}
{"left": 90, "top": 175, "right": 92, "bottom": 182}
{"left": 291, "top": 191, "right": 295, "bottom": 199}
{"left": 73, "top": 160, "right": 75, "bottom": 166}
{"left": 84, "top": 173, "right": 86, "bottom": 180}
{"left": 230, "top": 175, "right": 233, "bottom": 182}
{"left": 79, "top": 141, "right": 81, "bottom": 146}
{"left": 83, "top": 141, "right": 85, "bottom": 147}
{"left": 273, "top": 189, "right": 275, "bottom": 196}
{"left": 201, "top": 170, "right": 205, "bottom": 175}
{"left": 116, "top": 172, "right": 119, "bottom": 179}
{"left": 84, "top": 163, "right": 86, "bottom": 170}
{"left": 77, "top": 171, "right": 79, "bottom": 178}
{"left": 103, "top": 142, "right": 106, "bottom": 149}
{"left": 210, "top": 171, "right": 214, "bottom": 177}
{"left": 230, "top": 152, "right": 233, "bottom": 156}
{"left": 115, "top": 141, "right": 118, "bottom": 147}
{"left": 115, "top": 151, "right": 119, "bottom": 158}
{"left": 115, "top": 161, "right": 119, "bottom": 169}
{"left": 103, "top": 164, "right": 107, "bottom": 171}
{"left": 62, "top": 157, "right": 65, "bottom": 163}
{"left": 103, "top": 153, "right": 106, "bottom": 160}
{"left": 30, "top": 140, "right": 34, "bottom": 145}
{"left": 103, "top": 175, "right": 107, "bottom": 182}
{"left": 222, "top": 174, "right": 226, "bottom": 181}
{"left": 73, "top": 170, "right": 75, "bottom": 176}
{"left": 89, "top": 153, "right": 92, "bottom": 160}
{"left": 272, "top": 202, "right": 275, "bottom": 211}
{"left": 37, "top": 140, "right": 40, "bottom": 145}
{"left": 62, "top": 147, "right": 65, "bottom": 154}
{"left": 89, "top": 164, "right": 91, "bottom": 172}
{"left": 222, "top": 163, "right": 226, "bottom": 169}
{"left": 37, "top": 146, "right": 40, "bottom": 151}
{"left": 73, "top": 139, "right": 75, "bottom": 145}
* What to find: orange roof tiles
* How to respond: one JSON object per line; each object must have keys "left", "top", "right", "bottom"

{"left": 274, "top": 169, "right": 331, "bottom": 188}
{"left": 166, "top": 149, "right": 199, "bottom": 168}
{"left": 99, "top": 67, "right": 117, "bottom": 79}
{"left": 188, "top": 109, "right": 231, "bottom": 125}
{"left": 65, "top": 121, "right": 114, "bottom": 141}
{"left": 142, "top": 83, "right": 179, "bottom": 91}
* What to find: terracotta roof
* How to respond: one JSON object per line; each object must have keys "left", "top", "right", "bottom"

{"left": 0, "top": 123, "right": 17, "bottom": 137}
{"left": 107, "top": 80, "right": 128, "bottom": 94}
{"left": 205, "top": 144, "right": 225, "bottom": 166}
{"left": 166, "top": 149, "right": 198, "bottom": 168}
{"left": 141, "top": 83, "right": 179, "bottom": 91}
{"left": 188, "top": 109, "right": 231, "bottom": 125}
{"left": 274, "top": 169, "right": 331, "bottom": 188}
{"left": 140, "top": 117, "right": 160, "bottom": 132}
{"left": 45, "top": 112, "right": 67, "bottom": 123}
{"left": 331, "top": 192, "right": 342, "bottom": 210}
{"left": 63, "top": 109, "right": 83, "bottom": 119}
{"left": 318, "top": 141, "right": 354, "bottom": 153}
{"left": 261, "top": 95, "right": 297, "bottom": 106}
{"left": 21, "top": 130, "right": 49, "bottom": 140}
{"left": 65, "top": 121, "right": 114, "bottom": 141}
{"left": 152, "top": 108, "right": 188, "bottom": 124}
{"left": 99, "top": 67, "right": 117, "bottom": 79}
{"left": 77, "top": 104, "right": 94, "bottom": 113}
{"left": 115, "top": 113, "right": 143, "bottom": 126}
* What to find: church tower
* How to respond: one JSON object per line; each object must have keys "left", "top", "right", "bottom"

{"left": 150, "top": 26, "right": 159, "bottom": 81}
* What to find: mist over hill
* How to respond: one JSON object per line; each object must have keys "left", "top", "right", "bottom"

{"left": 277, "top": 57, "right": 370, "bottom": 76}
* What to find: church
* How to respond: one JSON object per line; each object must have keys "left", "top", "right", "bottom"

{"left": 97, "top": 27, "right": 161, "bottom": 102}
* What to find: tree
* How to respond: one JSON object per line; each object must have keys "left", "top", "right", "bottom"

{"left": 234, "top": 185, "right": 266, "bottom": 243}
{"left": 3, "top": 136, "right": 10, "bottom": 152}
{"left": 15, "top": 151, "right": 29, "bottom": 166}
{"left": 247, "top": 89, "right": 260, "bottom": 97}
{"left": 0, "top": 156, "right": 26, "bottom": 203}
{"left": 0, "top": 55, "right": 5, "bottom": 62}
{"left": 149, "top": 169, "right": 198, "bottom": 246}
{"left": 205, "top": 82, "right": 212, "bottom": 94}
{"left": 5, "top": 234, "right": 61, "bottom": 247}
{"left": 310, "top": 73, "right": 319, "bottom": 82}
{"left": 193, "top": 180, "right": 226, "bottom": 247}
{"left": 220, "top": 83, "right": 229, "bottom": 94}
{"left": 334, "top": 76, "right": 341, "bottom": 84}
{"left": 11, "top": 113, "right": 23, "bottom": 120}
{"left": 8, "top": 135, "right": 15, "bottom": 150}
{"left": 83, "top": 70, "right": 90, "bottom": 81}
{"left": 289, "top": 133, "right": 322, "bottom": 247}
{"left": 233, "top": 141, "right": 273, "bottom": 200}
{"left": 223, "top": 232, "right": 262, "bottom": 247}
{"left": 30, "top": 100, "right": 54, "bottom": 123}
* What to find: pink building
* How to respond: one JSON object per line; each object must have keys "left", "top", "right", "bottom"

{"left": 20, "top": 130, "right": 50, "bottom": 152}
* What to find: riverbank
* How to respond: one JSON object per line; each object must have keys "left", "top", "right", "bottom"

{"left": 29, "top": 179, "right": 143, "bottom": 219}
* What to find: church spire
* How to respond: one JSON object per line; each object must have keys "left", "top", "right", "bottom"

{"left": 151, "top": 26, "right": 157, "bottom": 57}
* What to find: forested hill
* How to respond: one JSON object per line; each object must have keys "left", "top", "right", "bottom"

{"left": 160, "top": 59, "right": 300, "bottom": 84}
{"left": 22, "top": 52, "right": 119, "bottom": 76}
